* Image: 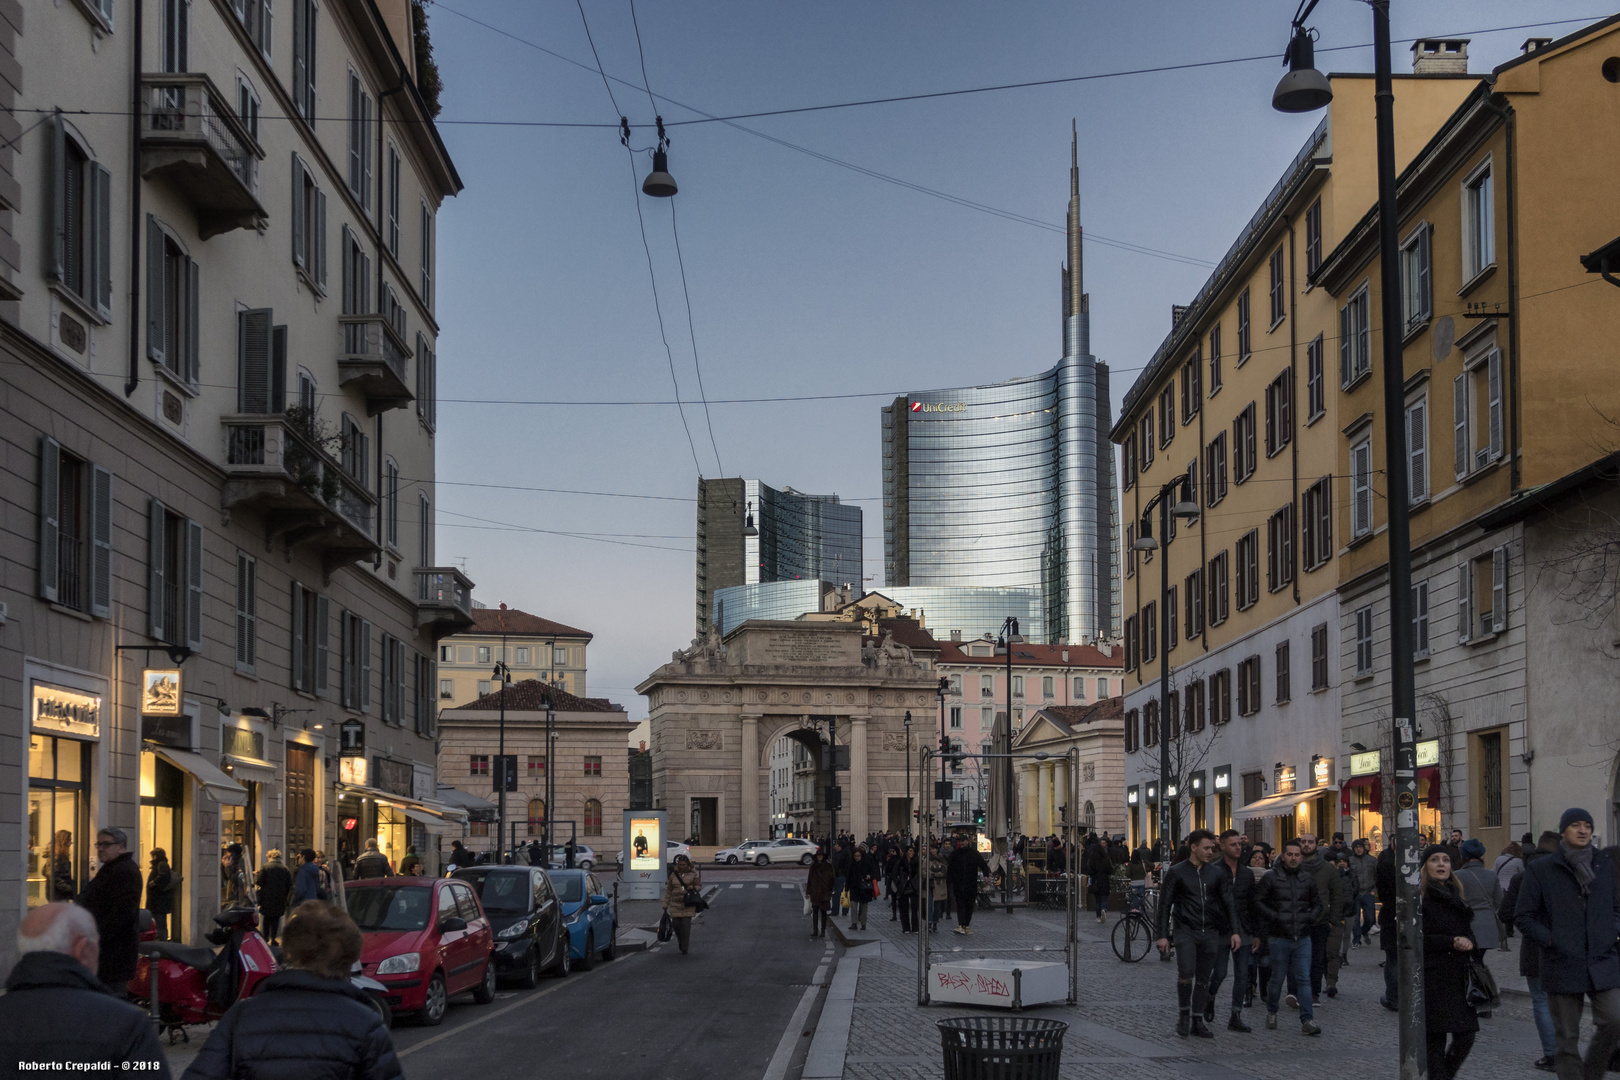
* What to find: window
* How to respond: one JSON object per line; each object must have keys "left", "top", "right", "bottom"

{"left": 1233, "top": 403, "right": 1256, "bottom": 482}
{"left": 1141, "top": 603, "right": 1157, "bottom": 664}
{"left": 298, "top": 370, "right": 317, "bottom": 412}
{"left": 162, "top": 0, "right": 188, "bottom": 72}
{"left": 290, "top": 156, "right": 328, "bottom": 290}
{"left": 1301, "top": 476, "right": 1332, "bottom": 570}
{"left": 52, "top": 120, "right": 113, "bottom": 319}
{"left": 348, "top": 72, "right": 373, "bottom": 209}
{"left": 383, "top": 283, "right": 406, "bottom": 340}
{"left": 237, "top": 77, "right": 261, "bottom": 142}
{"left": 1210, "top": 670, "right": 1231, "bottom": 725}
{"left": 416, "top": 653, "right": 437, "bottom": 737}
{"left": 1122, "top": 431, "right": 1137, "bottom": 491}
{"left": 1143, "top": 700, "right": 1158, "bottom": 747}
{"left": 1072, "top": 678, "right": 1085, "bottom": 700}
{"left": 948, "top": 674, "right": 962, "bottom": 694}
{"left": 526, "top": 798, "right": 546, "bottom": 835}
{"left": 1181, "top": 356, "right": 1201, "bottom": 421}
{"left": 1010, "top": 674, "right": 1024, "bottom": 697}
{"left": 1185, "top": 459, "right": 1199, "bottom": 509}
{"left": 415, "top": 332, "right": 437, "bottom": 429}
{"left": 1355, "top": 606, "right": 1375, "bottom": 675}
{"left": 1406, "top": 396, "right": 1428, "bottom": 502}
{"left": 340, "top": 413, "right": 368, "bottom": 486}
{"left": 149, "top": 224, "right": 201, "bottom": 384}
{"left": 1166, "top": 691, "right": 1180, "bottom": 739}
{"left": 1241, "top": 771, "right": 1263, "bottom": 807}
{"left": 1350, "top": 440, "right": 1373, "bottom": 539}
{"left": 36, "top": 439, "right": 112, "bottom": 617}
{"left": 526, "top": 756, "right": 546, "bottom": 777}
{"left": 1454, "top": 349, "right": 1505, "bottom": 478}
{"left": 1268, "top": 246, "right": 1285, "bottom": 326}
{"left": 386, "top": 144, "right": 401, "bottom": 256}
{"left": 290, "top": 583, "right": 329, "bottom": 695}
{"left": 469, "top": 755, "right": 489, "bottom": 777}
{"left": 515, "top": 647, "right": 531, "bottom": 665}
{"left": 584, "top": 756, "right": 602, "bottom": 777}
{"left": 1401, "top": 224, "right": 1432, "bottom": 331}
{"left": 1042, "top": 676, "right": 1054, "bottom": 699}
{"left": 1266, "top": 505, "right": 1294, "bottom": 592}
{"left": 980, "top": 674, "right": 994, "bottom": 698}
{"left": 1209, "top": 325, "right": 1223, "bottom": 393}
{"left": 1166, "top": 586, "right": 1178, "bottom": 651}
{"left": 1236, "top": 288, "right": 1251, "bottom": 365}
{"left": 235, "top": 553, "right": 256, "bottom": 672}
{"left": 1264, "top": 371, "right": 1291, "bottom": 456}
{"left": 380, "top": 634, "right": 406, "bottom": 725}
{"left": 292, "top": 0, "right": 317, "bottom": 121}
{"left": 420, "top": 202, "right": 434, "bottom": 310}
{"left": 1311, "top": 624, "right": 1329, "bottom": 690}
{"left": 1141, "top": 413, "right": 1154, "bottom": 468}
{"left": 1125, "top": 523, "right": 1136, "bottom": 578}
{"left": 439, "top": 678, "right": 454, "bottom": 699}
{"left": 1463, "top": 159, "right": 1494, "bottom": 280}
{"left": 236, "top": 308, "right": 286, "bottom": 413}
{"left": 341, "top": 610, "right": 372, "bottom": 711}
{"left": 1097, "top": 677, "right": 1109, "bottom": 699}
{"left": 1458, "top": 546, "right": 1508, "bottom": 642}
{"left": 1124, "top": 710, "right": 1138, "bottom": 752}
{"left": 1234, "top": 530, "right": 1259, "bottom": 610}
{"left": 147, "top": 500, "right": 203, "bottom": 650}
{"left": 1237, "top": 656, "right": 1261, "bottom": 716}
{"left": 554, "top": 646, "right": 569, "bottom": 666}
{"left": 949, "top": 706, "right": 962, "bottom": 729}
{"left": 1207, "top": 551, "right": 1229, "bottom": 626}
{"left": 1184, "top": 680, "right": 1206, "bottom": 733}
{"left": 1305, "top": 334, "right": 1325, "bottom": 421}
{"left": 1479, "top": 731, "right": 1504, "bottom": 829}
{"left": 1339, "top": 286, "right": 1371, "bottom": 387}
{"left": 476, "top": 679, "right": 492, "bottom": 697}
{"left": 419, "top": 493, "right": 432, "bottom": 566}
{"left": 1203, "top": 433, "right": 1228, "bottom": 506}
{"left": 1413, "top": 580, "right": 1430, "bottom": 657}
{"left": 1185, "top": 569, "right": 1204, "bottom": 640}
{"left": 233, "top": 0, "right": 273, "bottom": 57}
{"left": 1158, "top": 388, "right": 1174, "bottom": 448}
{"left": 1124, "top": 616, "right": 1139, "bottom": 671}
{"left": 341, "top": 226, "right": 370, "bottom": 314}
{"left": 1275, "top": 641, "right": 1291, "bottom": 703}
{"left": 1305, "top": 198, "right": 1322, "bottom": 275}
{"left": 477, "top": 646, "right": 492, "bottom": 664}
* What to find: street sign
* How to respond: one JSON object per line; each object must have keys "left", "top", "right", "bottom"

{"left": 821, "top": 746, "right": 849, "bottom": 771}
{"left": 935, "top": 780, "right": 954, "bottom": 800}
{"left": 824, "top": 785, "right": 842, "bottom": 810}
{"left": 493, "top": 754, "right": 518, "bottom": 792}
{"left": 339, "top": 719, "right": 365, "bottom": 757}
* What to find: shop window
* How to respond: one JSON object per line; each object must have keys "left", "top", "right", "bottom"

{"left": 28, "top": 733, "right": 91, "bottom": 909}
{"left": 527, "top": 798, "right": 546, "bottom": 835}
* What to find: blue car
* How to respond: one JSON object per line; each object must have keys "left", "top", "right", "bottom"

{"left": 550, "top": 869, "right": 616, "bottom": 970}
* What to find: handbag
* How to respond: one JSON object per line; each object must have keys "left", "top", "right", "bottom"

{"left": 657, "top": 912, "right": 673, "bottom": 942}
{"left": 684, "top": 886, "right": 708, "bottom": 912}
{"left": 1464, "top": 956, "right": 1500, "bottom": 1010}
{"left": 871, "top": 879, "right": 881, "bottom": 900}
{"left": 802, "top": 894, "right": 812, "bottom": 917}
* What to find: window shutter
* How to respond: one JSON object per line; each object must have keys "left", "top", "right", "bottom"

{"left": 93, "top": 164, "right": 112, "bottom": 317}
{"left": 50, "top": 112, "right": 66, "bottom": 281}
{"left": 348, "top": 74, "right": 361, "bottom": 194}
{"left": 186, "top": 258, "right": 200, "bottom": 384}
{"left": 315, "top": 594, "right": 330, "bottom": 696}
{"left": 237, "top": 308, "right": 273, "bottom": 413}
{"left": 1352, "top": 444, "right": 1371, "bottom": 535}
{"left": 260, "top": 0, "right": 272, "bottom": 56}
{"left": 1266, "top": 516, "right": 1277, "bottom": 591}
{"left": 237, "top": 554, "right": 256, "bottom": 667}
{"left": 184, "top": 518, "right": 204, "bottom": 650}
{"left": 271, "top": 325, "right": 288, "bottom": 412}
{"left": 1453, "top": 374, "right": 1469, "bottom": 479}
{"left": 359, "top": 618, "right": 373, "bottom": 711}
{"left": 148, "top": 498, "right": 167, "bottom": 639}
{"left": 1301, "top": 489, "right": 1315, "bottom": 571}
{"left": 1339, "top": 305, "right": 1352, "bottom": 387}
{"left": 290, "top": 583, "right": 305, "bottom": 689}
{"left": 1414, "top": 582, "right": 1429, "bottom": 654}
{"left": 1279, "top": 374, "right": 1291, "bottom": 438}
{"left": 1418, "top": 228, "right": 1432, "bottom": 320}
{"left": 147, "top": 216, "right": 166, "bottom": 363}
{"left": 361, "top": 95, "right": 373, "bottom": 208}
{"left": 292, "top": 0, "right": 307, "bottom": 117}
{"left": 1492, "top": 547, "right": 1507, "bottom": 633}
{"left": 37, "top": 437, "right": 61, "bottom": 602}
{"left": 314, "top": 188, "right": 327, "bottom": 289}
{"left": 1457, "top": 563, "right": 1472, "bottom": 644}
{"left": 1487, "top": 350, "right": 1504, "bottom": 460}
{"left": 1408, "top": 401, "right": 1427, "bottom": 501}
{"left": 291, "top": 155, "right": 306, "bottom": 268}
{"left": 395, "top": 642, "right": 407, "bottom": 726}
{"left": 90, "top": 464, "right": 112, "bottom": 618}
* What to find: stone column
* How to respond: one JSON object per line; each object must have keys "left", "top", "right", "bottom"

{"left": 741, "top": 715, "right": 760, "bottom": 841}
{"left": 1054, "top": 759, "right": 1070, "bottom": 829}
{"left": 1022, "top": 764, "right": 1039, "bottom": 836}
{"left": 850, "top": 717, "right": 869, "bottom": 838}
{"left": 1036, "top": 761, "right": 1053, "bottom": 836}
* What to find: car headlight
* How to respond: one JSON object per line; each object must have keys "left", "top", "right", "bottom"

{"left": 564, "top": 910, "right": 582, "bottom": 926}
{"left": 375, "top": 952, "right": 420, "bottom": 975}
{"left": 496, "top": 922, "right": 529, "bottom": 940}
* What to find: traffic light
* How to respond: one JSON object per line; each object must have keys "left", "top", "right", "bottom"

{"left": 973, "top": 808, "right": 985, "bottom": 826}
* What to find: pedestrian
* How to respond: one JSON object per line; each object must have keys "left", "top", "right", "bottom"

{"left": 946, "top": 838, "right": 989, "bottom": 935}
{"left": 1154, "top": 829, "right": 1239, "bottom": 1039}
{"left": 928, "top": 842, "right": 950, "bottom": 933}
{"left": 1253, "top": 838, "right": 1323, "bottom": 1036}
{"left": 221, "top": 843, "right": 251, "bottom": 906}
{"left": 293, "top": 849, "right": 323, "bottom": 905}
{"left": 1206, "top": 829, "right": 1258, "bottom": 1032}
{"left": 1348, "top": 839, "right": 1378, "bottom": 947}
{"left": 1502, "top": 865, "right": 1558, "bottom": 1071}
{"left": 847, "top": 845, "right": 878, "bottom": 931}
{"left": 895, "top": 844, "right": 919, "bottom": 934}
{"left": 1453, "top": 838, "right": 1504, "bottom": 990}
{"left": 831, "top": 840, "right": 852, "bottom": 918}
{"left": 1247, "top": 848, "right": 1271, "bottom": 1006}
{"left": 526, "top": 840, "right": 544, "bottom": 868}
{"left": 1444, "top": 828, "right": 1465, "bottom": 868}
{"left": 1494, "top": 842, "right": 1525, "bottom": 893}
{"left": 146, "top": 848, "right": 176, "bottom": 942}
{"left": 662, "top": 854, "right": 703, "bottom": 955}
{"left": 1296, "top": 833, "right": 1347, "bottom": 999}
{"left": 352, "top": 839, "right": 392, "bottom": 879}
{"left": 885, "top": 845, "right": 903, "bottom": 922}
{"left": 0, "top": 903, "right": 171, "bottom": 1075}
{"left": 449, "top": 840, "right": 476, "bottom": 872}
{"left": 1129, "top": 842, "right": 1152, "bottom": 907}
{"left": 1083, "top": 836, "right": 1113, "bottom": 923}
{"left": 181, "top": 900, "right": 400, "bottom": 1080}
{"left": 315, "top": 851, "right": 335, "bottom": 897}
{"left": 1419, "top": 846, "right": 1480, "bottom": 1079}
{"left": 255, "top": 849, "right": 295, "bottom": 946}
{"left": 1514, "top": 807, "right": 1620, "bottom": 1080}
{"left": 398, "top": 849, "right": 422, "bottom": 877}
{"left": 806, "top": 850, "right": 836, "bottom": 938}
{"left": 76, "top": 826, "right": 143, "bottom": 989}
{"left": 49, "top": 830, "right": 78, "bottom": 900}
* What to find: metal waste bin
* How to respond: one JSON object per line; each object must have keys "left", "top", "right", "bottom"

{"left": 936, "top": 1016, "right": 1068, "bottom": 1080}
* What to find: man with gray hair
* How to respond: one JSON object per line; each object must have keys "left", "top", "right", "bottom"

{"left": 77, "top": 825, "right": 144, "bottom": 987}
{"left": 0, "top": 902, "right": 170, "bottom": 1073}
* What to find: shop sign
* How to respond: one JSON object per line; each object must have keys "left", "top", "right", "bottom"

{"left": 1416, "top": 739, "right": 1440, "bottom": 767}
{"left": 1126, "top": 785, "right": 1139, "bottom": 805}
{"left": 1350, "top": 750, "right": 1382, "bottom": 776}
{"left": 339, "top": 719, "right": 366, "bottom": 757}
{"left": 1213, "top": 766, "right": 1231, "bottom": 791}
{"left": 339, "top": 756, "right": 369, "bottom": 786}
{"left": 1275, "top": 765, "right": 1297, "bottom": 794}
{"left": 1312, "top": 757, "right": 1334, "bottom": 788}
{"left": 32, "top": 683, "right": 101, "bottom": 738}
{"left": 140, "top": 668, "right": 183, "bottom": 715}
{"left": 223, "top": 725, "right": 266, "bottom": 761}
{"left": 374, "top": 756, "right": 413, "bottom": 797}
{"left": 413, "top": 764, "right": 436, "bottom": 802}
{"left": 141, "top": 714, "right": 191, "bottom": 748}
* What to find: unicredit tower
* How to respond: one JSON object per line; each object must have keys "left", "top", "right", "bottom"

{"left": 881, "top": 126, "right": 1119, "bottom": 645}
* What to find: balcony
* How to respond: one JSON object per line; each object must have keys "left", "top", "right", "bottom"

{"left": 416, "top": 567, "right": 476, "bottom": 637}
{"left": 140, "top": 74, "right": 267, "bottom": 239}
{"left": 220, "top": 416, "right": 379, "bottom": 574}
{"left": 338, "top": 316, "right": 415, "bottom": 416}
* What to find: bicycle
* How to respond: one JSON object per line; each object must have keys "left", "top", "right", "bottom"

{"left": 1111, "top": 887, "right": 1160, "bottom": 962}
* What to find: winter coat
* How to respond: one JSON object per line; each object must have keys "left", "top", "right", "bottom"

{"left": 946, "top": 845, "right": 989, "bottom": 895}
{"left": 352, "top": 850, "right": 393, "bottom": 879}
{"left": 1500, "top": 870, "right": 1539, "bottom": 978}
{"left": 77, "top": 851, "right": 144, "bottom": 984}
{"left": 1492, "top": 854, "right": 1524, "bottom": 893}
{"left": 1453, "top": 861, "right": 1503, "bottom": 950}
{"left": 256, "top": 861, "right": 295, "bottom": 919}
{"left": 293, "top": 861, "right": 323, "bottom": 904}
{"left": 1300, "top": 852, "right": 1347, "bottom": 926}
{"left": 806, "top": 861, "right": 837, "bottom": 909}
{"left": 1347, "top": 852, "right": 1378, "bottom": 894}
{"left": 1421, "top": 882, "right": 1480, "bottom": 1035}
{"left": 929, "top": 858, "right": 949, "bottom": 902}
{"left": 831, "top": 848, "right": 853, "bottom": 879}
{"left": 892, "top": 856, "right": 918, "bottom": 897}
{"left": 1514, "top": 844, "right": 1620, "bottom": 994}
{"left": 663, "top": 867, "right": 704, "bottom": 918}
{"left": 847, "top": 856, "right": 878, "bottom": 903}
{"left": 1254, "top": 863, "right": 1323, "bottom": 940}
{"left": 1083, "top": 844, "right": 1113, "bottom": 894}
{"left": 1376, "top": 845, "right": 1398, "bottom": 936}
{"left": 146, "top": 861, "right": 176, "bottom": 915}
{"left": 180, "top": 969, "right": 399, "bottom": 1080}
{"left": 0, "top": 951, "right": 171, "bottom": 1075}
{"left": 1155, "top": 859, "right": 1236, "bottom": 940}
{"left": 1216, "top": 857, "right": 1257, "bottom": 937}
{"left": 448, "top": 844, "right": 475, "bottom": 870}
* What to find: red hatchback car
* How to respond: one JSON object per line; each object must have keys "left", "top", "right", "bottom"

{"left": 346, "top": 876, "right": 496, "bottom": 1025}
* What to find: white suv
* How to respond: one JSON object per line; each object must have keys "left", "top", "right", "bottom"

{"left": 715, "top": 838, "right": 818, "bottom": 866}
{"left": 714, "top": 840, "right": 775, "bottom": 864}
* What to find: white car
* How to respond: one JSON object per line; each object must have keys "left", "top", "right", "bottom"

{"left": 715, "top": 838, "right": 818, "bottom": 866}
{"left": 615, "top": 840, "right": 691, "bottom": 865}
{"left": 543, "top": 844, "right": 596, "bottom": 871}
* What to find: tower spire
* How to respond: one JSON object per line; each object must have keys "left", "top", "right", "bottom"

{"left": 1067, "top": 120, "right": 1083, "bottom": 321}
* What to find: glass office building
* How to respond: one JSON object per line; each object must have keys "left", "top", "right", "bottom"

{"left": 881, "top": 133, "right": 1119, "bottom": 644}
{"left": 712, "top": 580, "right": 1043, "bottom": 643}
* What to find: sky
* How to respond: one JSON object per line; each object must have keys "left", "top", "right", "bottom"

{"left": 422, "top": 1, "right": 1609, "bottom": 720}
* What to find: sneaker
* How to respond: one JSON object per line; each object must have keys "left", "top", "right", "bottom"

{"left": 1533, "top": 1056, "right": 1556, "bottom": 1072}
{"left": 1265, "top": 1013, "right": 1278, "bottom": 1030}
{"left": 1300, "top": 1020, "right": 1321, "bottom": 1036}
{"left": 963, "top": 927, "right": 973, "bottom": 935}
{"left": 1352, "top": 941, "right": 1362, "bottom": 949}
{"left": 952, "top": 926, "right": 968, "bottom": 935}
{"left": 1284, "top": 994, "right": 1298, "bottom": 1010}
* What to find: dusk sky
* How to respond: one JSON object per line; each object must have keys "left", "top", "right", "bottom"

{"left": 421, "top": 1, "right": 1605, "bottom": 718}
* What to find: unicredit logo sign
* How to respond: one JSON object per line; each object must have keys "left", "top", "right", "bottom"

{"left": 909, "top": 402, "right": 966, "bottom": 413}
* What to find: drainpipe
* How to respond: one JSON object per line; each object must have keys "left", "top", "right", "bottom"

{"left": 1480, "top": 92, "right": 1521, "bottom": 493}
{"left": 125, "top": 0, "right": 144, "bottom": 397}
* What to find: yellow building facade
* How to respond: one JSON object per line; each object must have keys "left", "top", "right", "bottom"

{"left": 437, "top": 607, "right": 591, "bottom": 708}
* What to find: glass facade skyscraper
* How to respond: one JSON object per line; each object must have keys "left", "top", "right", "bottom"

{"left": 712, "top": 579, "right": 1043, "bottom": 642}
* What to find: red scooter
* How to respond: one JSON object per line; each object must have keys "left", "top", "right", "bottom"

{"left": 129, "top": 905, "right": 277, "bottom": 1038}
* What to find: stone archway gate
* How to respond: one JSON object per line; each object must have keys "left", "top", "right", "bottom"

{"left": 638, "top": 621, "right": 940, "bottom": 845}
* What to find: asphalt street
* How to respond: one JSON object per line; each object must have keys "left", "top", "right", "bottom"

{"left": 392, "top": 866, "right": 832, "bottom": 1080}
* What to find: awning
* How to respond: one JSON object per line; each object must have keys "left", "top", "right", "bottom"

{"left": 1341, "top": 774, "right": 1382, "bottom": 816}
{"left": 1236, "top": 786, "right": 1338, "bottom": 820}
{"left": 337, "top": 783, "right": 468, "bottom": 823}
{"left": 434, "top": 785, "right": 499, "bottom": 824}
{"left": 1418, "top": 766, "right": 1442, "bottom": 808}
{"left": 401, "top": 806, "right": 464, "bottom": 837}
{"left": 222, "top": 755, "right": 277, "bottom": 786}
{"left": 153, "top": 747, "right": 248, "bottom": 806}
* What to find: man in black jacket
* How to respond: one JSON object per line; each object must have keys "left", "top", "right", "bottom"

{"left": 946, "top": 840, "right": 989, "bottom": 935}
{"left": 1154, "top": 829, "right": 1239, "bottom": 1038}
{"left": 1206, "top": 829, "right": 1258, "bottom": 1032}
{"left": 1376, "top": 841, "right": 1399, "bottom": 1010}
{"left": 76, "top": 826, "right": 143, "bottom": 988}
{"left": 1253, "top": 838, "right": 1323, "bottom": 1035}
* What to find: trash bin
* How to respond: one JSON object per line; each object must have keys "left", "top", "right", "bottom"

{"left": 936, "top": 1016, "right": 1068, "bottom": 1080}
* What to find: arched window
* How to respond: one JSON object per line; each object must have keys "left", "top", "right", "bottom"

{"left": 526, "top": 798, "right": 546, "bottom": 835}
{"left": 584, "top": 799, "right": 602, "bottom": 836}
{"left": 1083, "top": 801, "right": 1096, "bottom": 829}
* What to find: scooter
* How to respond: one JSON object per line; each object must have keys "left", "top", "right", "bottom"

{"left": 129, "top": 905, "right": 277, "bottom": 1039}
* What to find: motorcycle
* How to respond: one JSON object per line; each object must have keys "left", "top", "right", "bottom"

{"left": 129, "top": 906, "right": 277, "bottom": 1037}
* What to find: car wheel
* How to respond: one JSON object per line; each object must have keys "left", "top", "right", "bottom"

{"left": 756, "top": 854, "right": 770, "bottom": 867}
{"left": 579, "top": 860, "right": 592, "bottom": 871}
{"left": 553, "top": 935, "right": 571, "bottom": 978}
{"left": 418, "top": 972, "right": 448, "bottom": 1026}
{"left": 578, "top": 932, "right": 594, "bottom": 972}
{"left": 516, "top": 944, "right": 540, "bottom": 989}
{"left": 472, "top": 956, "right": 497, "bottom": 1004}
{"left": 366, "top": 991, "right": 393, "bottom": 1029}
{"left": 726, "top": 855, "right": 738, "bottom": 864}
{"left": 800, "top": 853, "right": 814, "bottom": 866}
{"left": 601, "top": 924, "right": 616, "bottom": 962}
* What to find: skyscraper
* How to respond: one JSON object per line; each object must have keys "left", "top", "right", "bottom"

{"left": 882, "top": 125, "right": 1119, "bottom": 644}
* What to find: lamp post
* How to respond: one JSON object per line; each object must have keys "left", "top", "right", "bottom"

{"left": 543, "top": 695, "right": 556, "bottom": 858}
{"left": 903, "top": 710, "right": 913, "bottom": 839}
{"left": 994, "top": 617, "right": 1024, "bottom": 907}
{"left": 1271, "top": 4, "right": 1425, "bottom": 1073}
{"left": 492, "top": 653, "right": 511, "bottom": 865}
{"left": 936, "top": 676, "right": 949, "bottom": 836}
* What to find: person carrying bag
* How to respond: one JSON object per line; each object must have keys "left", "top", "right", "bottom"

{"left": 662, "top": 855, "right": 703, "bottom": 955}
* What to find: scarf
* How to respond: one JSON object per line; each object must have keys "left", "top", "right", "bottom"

{"left": 1562, "top": 840, "right": 1596, "bottom": 895}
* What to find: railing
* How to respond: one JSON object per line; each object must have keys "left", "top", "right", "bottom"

{"left": 221, "top": 415, "right": 375, "bottom": 538}
{"left": 57, "top": 535, "right": 82, "bottom": 610}
{"left": 141, "top": 74, "right": 260, "bottom": 200}
{"left": 416, "top": 567, "right": 474, "bottom": 618}
{"left": 340, "top": 315, "right": 411, "bottom": 386}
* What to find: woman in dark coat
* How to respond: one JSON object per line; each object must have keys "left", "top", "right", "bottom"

{"left": 1420, "top": 845, "right": 1478, "bottom": 1080}
{"left": 146, "top": 849, "right": 175, "bottom": 942}
{"left": 255, "top": 850, "right": 295, "bottom": 946}
{"left": 894, "top": 844, "right": 919, "bottom": 934}
{"left": 805, "top": 851, "right": 836, "bottom": 939}
{"left": 1082, "top": 839, "right": 1113, "bottom": 922}
{"left": 846, "top": 847, "right": 878, "bottom": 932}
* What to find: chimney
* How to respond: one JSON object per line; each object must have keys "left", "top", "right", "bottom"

{"left": 1411, "top": 39, "right": 1469, "bottom": 75}
{"left": 1521, "top": 37, "right": 1553, "bottom": 55}
{"left": 1171, "top": 304, "right": 1190, "bottom": 329}
{"left": 951, "top": 629, "right": 962, "bottom": 642}
{"left": 1061, "top": 649, "right": 1069, "bottom": 663}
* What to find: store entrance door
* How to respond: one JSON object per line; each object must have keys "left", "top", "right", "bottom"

{"left": 285, "top": 744, "right": 316, "bottom": 856}
{"left": 140, "top": 751, "right": 185, "bottom": 939}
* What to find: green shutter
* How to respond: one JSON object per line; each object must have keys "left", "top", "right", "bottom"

{"left": 148, "top": 498, "right": 167, "bottom": 639}
{"left": 90, "top": 464, "right": 112, "bottom": 618}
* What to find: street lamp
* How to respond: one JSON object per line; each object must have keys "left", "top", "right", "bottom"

{"left": 994, "top": 617, "right": 1024, "bottom": 907}
{"left": 1271, "top": 3, "right": 1426, "bottom": 1073}
{"left": 544, "top": 695, "right": 556, "bottom": 857}
{"left": 492, "top": 655, "right": 511, "bottom": 865}
{"left": 936, "top": 676, "right": 949, "bottom": 835}
{"left": 903, "top": 710, "right": 913, "bottom": 838}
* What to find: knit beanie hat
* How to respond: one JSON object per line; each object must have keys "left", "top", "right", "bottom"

{"left": 1560, "top": 807, "right": 1596, "bottom": 832}
{"left": 1460, "top": 838, "right": 1486, "bottom": 860}
{"left": 1420, "top": 844, "right": 1450, "bottom": 865}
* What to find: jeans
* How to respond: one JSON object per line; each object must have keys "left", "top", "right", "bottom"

{"left": 1267, "top": 936, "right": 1314, "bottom": 1021}
{"left": 899, "top": 892, "right": 916, "bottom": 932}
{"left": 1294, "top": 923, "right": 1329, "bottom": 996}
{"left": 1426, "top": 1031, "right": 1476, "bottom": 1080}
{"left": 1383, "top": 943, "right": 1400, "bottom": 1005}
{"left": 1209, "top": 935, "right": 1251, "bottom": 1012}
{"left": 1353, "top": 894, "right": 1377, "bottom": 944}
{"left": 833, "top": 876, "right": 846, "bottom": 915}
{"left": 1548, "top": 987, "right": 1620, "bottom": 1080}
{"left": 1090, "top": 889, "right": 1109, "bottom": 918}
{"left": 849, "top": 900, "right": 868, "bottom": 928}
{"left": 1173, "top": 928, "right": 1223, "bottom": 1016}
{"left": 1526, "top": 976, "right": 1557, "bottom": 1059}
{"left": 929, "top": 898, "right": 945, "bottom": 928}
{"left": 1323, "top": 923, "right": 1345, "bottom": 988}
{"left": 954, "top": 890, "right": 977, "bottom": 928}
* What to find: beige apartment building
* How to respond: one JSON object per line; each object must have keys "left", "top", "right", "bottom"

{"left": 437, "top": 606, "right": 591, "bottom": 706}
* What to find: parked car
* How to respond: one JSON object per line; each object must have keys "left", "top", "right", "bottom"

{"left": 346, "top": 877, "right": 497, "bottom": 1026}
{"left": 546, "top": 844, "right": 597, "bottom": 871}
{"left": 714, "top": 840, "right": 775, "bottom": 864}
{"left": 453, "top": 866, "right": 571, "bottom": 988}
{"left": 760, "top": 838, "right": 818, "bottom": 866}
{"left": 549, "top": 869, "right": 616, "bottom": 970}
{"left": 614, "top": 840, "right": 691, "bottom": 866}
